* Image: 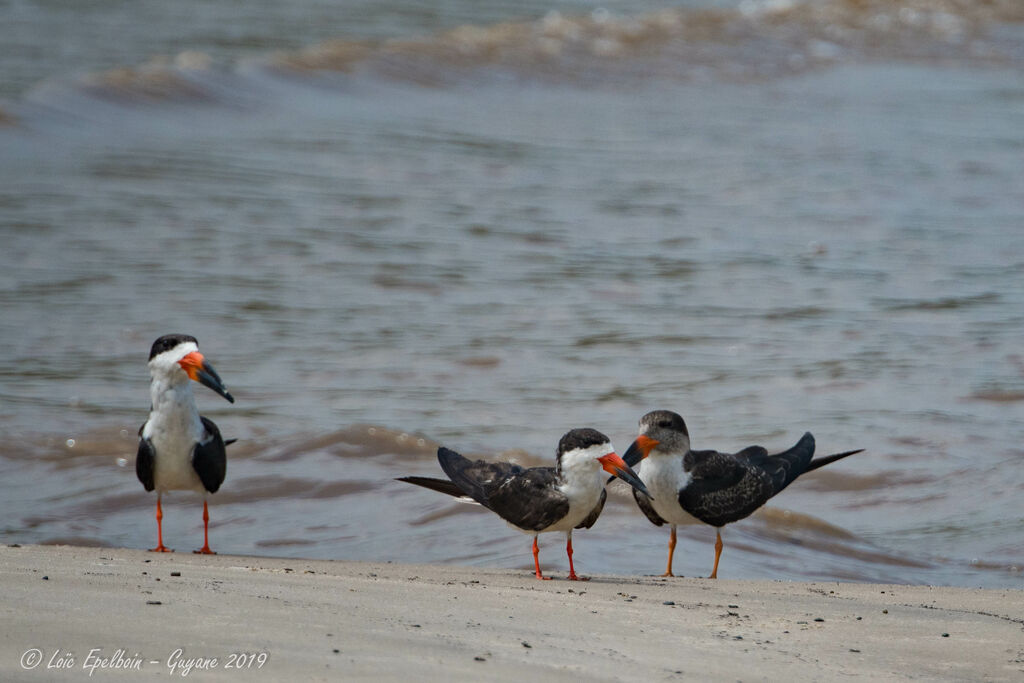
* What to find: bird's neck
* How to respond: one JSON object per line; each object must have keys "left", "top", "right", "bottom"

{"left": 558, "top": 461, "right": 601, "bottom": 490}
{"left": 149, "top": 374, "right": 198, "bottom": 419}
{"left": 641, "top": 451, "right": 692, "bottom": 489}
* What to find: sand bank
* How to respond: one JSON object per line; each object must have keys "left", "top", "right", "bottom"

{"left": 0, "top": 544, "right": 1020, "bottom": 681}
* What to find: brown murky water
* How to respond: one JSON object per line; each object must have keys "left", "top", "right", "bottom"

{"left": 1, "top": 0, "right": 1022, "bottom": 586}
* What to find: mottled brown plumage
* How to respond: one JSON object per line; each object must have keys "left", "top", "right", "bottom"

{"left": 398, "top": 428, "right": 649, "bottom": 580}
{"left": 623, "top": 410, "right": 862, "bottom": 578}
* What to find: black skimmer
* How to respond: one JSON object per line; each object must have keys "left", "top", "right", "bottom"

{"left": 135, "top": 334, "right": 234, "bottom": 554}
{"left": 398, "top": 428, "right": 651, "bottom": 580}
{"left": 622, "top": 410, "right": 862, "bottom": 579}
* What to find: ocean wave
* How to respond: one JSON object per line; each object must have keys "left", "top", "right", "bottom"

{"left": 15, "top": 0, "right": 1024, "bottom": 108}
{"left": 267, "top": 0, "right": 1024, "bottom": 84}
{"left": 79, "top": 52, "right": 220, "bottom": 104}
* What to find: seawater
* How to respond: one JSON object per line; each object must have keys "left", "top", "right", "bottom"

{"left": 0, "top": 0, "right": 1022, "bottom": 587}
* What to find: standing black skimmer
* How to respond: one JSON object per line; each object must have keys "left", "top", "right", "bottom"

{"left": 623, "top": 410, "right": 862, "bottom": 579}
{"left": 398, "top": 428, "right": 651, "bottom": 580}
{"left": 135, "top": 334, "right": 234, "bottom": 554}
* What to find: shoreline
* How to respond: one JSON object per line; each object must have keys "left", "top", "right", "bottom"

{"left": 1, "top": 544, "right": 1021, "bottom": 681}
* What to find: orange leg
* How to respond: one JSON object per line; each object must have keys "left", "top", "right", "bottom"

{"left": 149, "top": 496, "right": 172, "bottom": 553}
{"left": 661, "top": 525, "right": 677, "bottom": 577}
{"left": 532, "top": 537, "right": 551, "bottom": 580}
{"left": 565, "top": 534, "right": 589, "bottom": 581}
{"left": 708, "top": 529, "right": 723, "bottom": 579}
{"left": 194, "top": 500, "right": 216, "bottom": 555}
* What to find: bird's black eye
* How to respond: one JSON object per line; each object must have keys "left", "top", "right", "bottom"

{"left": 658, "top": 420, "right": 671, "bottom": 428}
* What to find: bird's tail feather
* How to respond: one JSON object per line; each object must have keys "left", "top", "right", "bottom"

{"left": 806, "top": 448, "right": 864, "bottom": 472}
{"left": 395, "top": 476, "right": 471, "bottom": 500}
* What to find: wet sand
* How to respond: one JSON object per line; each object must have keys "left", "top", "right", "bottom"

{"left": 1, "top": 544, "right": 1021, "bottom": 681}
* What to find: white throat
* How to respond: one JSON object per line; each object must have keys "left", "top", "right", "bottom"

{"left": 540, "top": 442, "right": 613, "bottom": 532}
{"left": 142, "top": 342, "right": 207, "bottom": 493}
{"left": 638, "top": 447, "right": 696, "bottom": 526}
{"left": 147, "top": 342, "right": 197, "bottom": 411}
{"left": 559, "top": 442, "right": 613, "bottom": 478}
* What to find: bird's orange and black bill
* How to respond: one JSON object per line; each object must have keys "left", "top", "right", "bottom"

{"left": 598, "top": 452, "right": 652, "bottom": 498}
{"left": 178, "top": 351, "right": 235, "bottom": 403}
{"left": 622, "top": 435, "right": 660, "bottom": 468}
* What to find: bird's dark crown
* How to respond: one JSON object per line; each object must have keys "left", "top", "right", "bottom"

{"left": 640, "top": 410, "right": 689, "bottom": 436}
{"left": 557, "top": 428, "right": 610, "bottom": 457}
{"left": 149, "top": 334, "right": 199, "bottom": 360}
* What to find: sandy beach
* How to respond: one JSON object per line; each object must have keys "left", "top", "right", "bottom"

{"left": 1, "top": 544, "right": 1020, "bottom": 681}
